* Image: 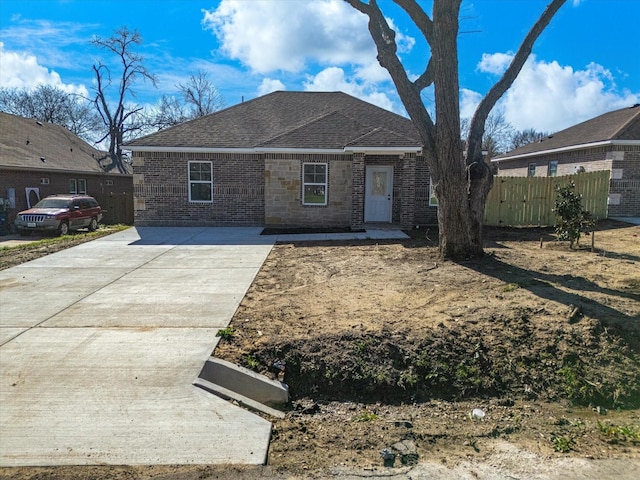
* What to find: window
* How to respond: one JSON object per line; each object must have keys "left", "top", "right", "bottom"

{"left": 40, "top": 178, "right": 50, "bottom": 185}
{"left": 429, "top": 177, "right": 438, "bottom": 207}
{"left": 302, "top": 163, "right": 327, "bottom": 205}
{"left": 548, "top": 161, "right": 558, "bottom": 177}
{"left": 528, "top": 163, "right": 536, "bottom": 177}
{"left": 78, "top": 179, "right": 87, "bottom": 194}
{"left": 69, "top": 179, "right": 77, "bottom": 194}
{"left": 105, "top": 179, "right": 114, "bottom": 186}
{"left": 188, "top": 161, "right": 213, "bottom": 202}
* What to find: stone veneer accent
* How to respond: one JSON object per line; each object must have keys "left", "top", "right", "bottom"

{"left": 264, "top": 153, "right": 352, "bottom": 228}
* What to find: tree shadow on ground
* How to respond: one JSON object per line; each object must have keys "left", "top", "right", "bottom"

{"left": 462, "top": 254, "right": 640, "bottom": 350}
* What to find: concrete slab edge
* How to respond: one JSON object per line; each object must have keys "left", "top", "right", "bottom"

{"left": 198, "top": 357, "right": 289, "bottom": 406}
{"left": 193, "top": 377, "right": 286, "bottom": 419}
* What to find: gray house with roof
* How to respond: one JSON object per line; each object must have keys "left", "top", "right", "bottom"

{"left": 493, "top": 104, "right": 640, "bottom": 217}
{"left": 125, "top": 91, "right": 436, "bottom": 230}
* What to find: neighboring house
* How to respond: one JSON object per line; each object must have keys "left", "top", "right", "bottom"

{"left": 124, "top": 91, "right": 437, "bottom": 230}
{"left": 492, "top": 104, "right": 640, "bottom": 218}
{"left": 0, "top": 112, "right": 133, "bottom": 229}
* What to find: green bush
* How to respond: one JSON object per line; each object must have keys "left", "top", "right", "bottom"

{"left": 553, "top": 181, "right": 596, "bottom": 248}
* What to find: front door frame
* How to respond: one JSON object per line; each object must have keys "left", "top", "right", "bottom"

{"left": 364, "top": 165, "right": 393, "bottom": 223}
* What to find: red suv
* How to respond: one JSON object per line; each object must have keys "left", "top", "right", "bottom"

{"left": 15, "top": 195, "right": 102, "bottom": 236}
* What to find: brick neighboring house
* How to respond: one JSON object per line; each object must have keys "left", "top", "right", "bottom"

{"left": 492, "top": 104, "right": 640, "bottom": 218}
{"left": 124, "top": 91, "right": 437, "bottom": 230}
{"left": 0, "top": 112, "right": 133, "bottom": 230}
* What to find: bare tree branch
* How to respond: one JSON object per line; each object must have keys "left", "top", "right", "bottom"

{"left": 466, "top": 0, "right": 566, "bottom": 164}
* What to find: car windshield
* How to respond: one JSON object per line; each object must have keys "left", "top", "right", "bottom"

{"left": 34, "top": 199, "right": 70, "bottom": 209}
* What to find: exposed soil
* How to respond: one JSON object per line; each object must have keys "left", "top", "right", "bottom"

{"left": 214, "top": 221, "right": 640, "bottom": 474}
{"left": 1, "top": 221, "right": 639, "bottom": 479}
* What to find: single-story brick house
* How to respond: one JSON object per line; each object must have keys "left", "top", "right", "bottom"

{"left": 124, "top": 91, "right": 437, "bottom": 230}
{"left": 492, "top": 104, "right": 640, "bottom": 217}
{"left": 0, "top": 112, "right": 133, "bottom": 230}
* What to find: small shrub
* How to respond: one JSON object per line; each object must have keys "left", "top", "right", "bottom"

{"left": 243, "top": 354, "right": 260, "bottom": 371}
{"left": 551, "top": 435, "right": 575, "bottom": 453}
{"left": 553, "top": 181, "right": 596, "bottom": 248}
{"left": 216, "top": 327, "right": 235, "bottom": 339}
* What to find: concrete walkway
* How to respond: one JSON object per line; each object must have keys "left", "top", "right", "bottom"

{"left": 0, "top": 226, "right": 408, "bottom": 467}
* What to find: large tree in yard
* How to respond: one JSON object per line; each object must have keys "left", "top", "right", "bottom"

{"left": 91, "top": 27, "right": 156, "bottom": 173}
{"left": 346, "top": 0, "right": 566, "bottom": 259}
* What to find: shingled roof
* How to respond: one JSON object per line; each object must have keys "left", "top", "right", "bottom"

{"left": 0, "top": 112, "right": 125, "bottom": 173}
{"left": 494, "top": 104, "right": 640, "bottom": 161}
{"left": 125, "top": 91, "right": 422, "bottom": 152}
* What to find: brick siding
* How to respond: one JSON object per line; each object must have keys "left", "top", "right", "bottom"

{"left": 132, "top": 151, "right": 264, "bottom": 226}
{"left": 132, "top": 150, "right": 436, "bottom": 228}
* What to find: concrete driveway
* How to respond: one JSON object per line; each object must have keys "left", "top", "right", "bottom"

{"left": 0, "top": 227, "right": 276, "bottom": 466}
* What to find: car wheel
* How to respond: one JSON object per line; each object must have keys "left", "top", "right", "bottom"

{"left": 88, "top": 217, "right": 98, "bottom": 232}
{"left": 57, "top": 221, "right": 69, "bottom": 236}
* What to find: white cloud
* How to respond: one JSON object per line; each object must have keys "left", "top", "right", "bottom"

{"left": 469, "top": 53, "right": 639, "bottom": 132}
{"left": 202, "top": 0, "right": 377, "bottom": 74}
{"left": 303, "top": 67, "right": 396, "bottom": 112}
{"left": 501, "top": 56, "right": 638, "bottom": 132}
{"left": 459, "top": 88, "right": 483, "bottom": 119}
{"left": 477, "top": 52, "right": 514, "bottom": 75}
{"left": 258, "top": 78, "right": 286, "bottom": 96}
{"left": 0, "top": 42, "right": 88, "bottom": 95}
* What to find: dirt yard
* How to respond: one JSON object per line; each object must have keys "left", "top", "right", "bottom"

{"left": 1, "top": 221, "right": 639, "bottom": 479}
{"left": 214, "top": 221, "right": 640, "bottom": 474}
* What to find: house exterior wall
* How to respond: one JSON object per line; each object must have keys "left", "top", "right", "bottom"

{"left": 131, "top": 151, "right": 264, "bottom": 226}
{"left": 414, "top": 155, "right": 438, "bottom": 225}
{"left": 495, "top": 147, "right": 613, "bottom": 178}
{"left": 495, "top": 145, "right": 640, "bottom": 217}
{"left": 0, "top": 167, "right": 132, "bottom": 226}
{"left": 609, "top": 147, "right": 640, "bottom": 216}
{"left": 264, "top": 153, "right": 352, "bottom": 228}
{"left": 131, "top": 150, "right": 435, "bottom": 228}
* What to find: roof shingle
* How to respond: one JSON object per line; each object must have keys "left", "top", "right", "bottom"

{"left": 0, "top": 112, "right": 126, "bottom": 173}
{"left": 125, "top": 91, "right": 421, "bottom": 150}
{"left": 495, "top": 104, "right": 640, "bottom": 160}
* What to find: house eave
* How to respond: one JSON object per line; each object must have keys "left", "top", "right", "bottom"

{"left": 492, "top": 140, "right": 640, "bottom": 162}
{"left": 125, "top": 145, "right": 423, "bottom": 155}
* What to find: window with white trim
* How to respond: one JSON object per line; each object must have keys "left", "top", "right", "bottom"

{"left": 548, "top": 161, "right": 558, "bottom": 177}
{"left": 69, "top": 179, "right": 77, "bottom": 194}
{"left": 78, "top": 179, "right": 87, "bottom": 194}
{"left": 528, "top": 163, "right": 536, "bottom": 177}
{"left": 302, "top": 163, "right": 327, "bottom": 205}
{"left": 429, "top": 177, "right": 438, "bottom": 207}
{"left": 188, "top": 161, "right": 213, "bottom": 202}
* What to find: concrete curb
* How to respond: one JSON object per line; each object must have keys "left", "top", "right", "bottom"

{"left": 196, "top": 357, "right": 289, "bottom": 419}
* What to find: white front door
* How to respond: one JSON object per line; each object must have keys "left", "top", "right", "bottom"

{"left": 364, "top": 166, "right": 393, "bottom": 223}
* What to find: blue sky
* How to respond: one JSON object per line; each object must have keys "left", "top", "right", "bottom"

{"left": 1, "top": 0, "right": 639, "bottom": 135}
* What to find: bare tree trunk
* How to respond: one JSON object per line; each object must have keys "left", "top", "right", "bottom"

{"left": 346, "top": 0, "right": 566, "bottom": 260}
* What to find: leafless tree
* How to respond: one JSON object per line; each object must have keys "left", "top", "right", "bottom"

{"left": 151, "top": 71, "right": 225, "bottom": 130}
{"left": 0, "top": 85, "right": 101, "bottom": 142}
{"left": 179, "top": 71, "right": 225, "bottom": 118}
{"left": 345, "top": 0, "right": 566, "bottom": 259}
{"left": 510, "top": 128, "right": 550, "bottom": 150}
{"left": 461, "top": 112, "right": 515, "bottom": 159}
{"left": 91, "top": 26, "right": 156, "bottom": 173}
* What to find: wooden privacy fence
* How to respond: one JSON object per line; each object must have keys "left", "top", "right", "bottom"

{"left": 94, "top": 192, "right": 134, "bottom": 225}
{"left": 484, "top": 170, "right": 610, "bottom": 227}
